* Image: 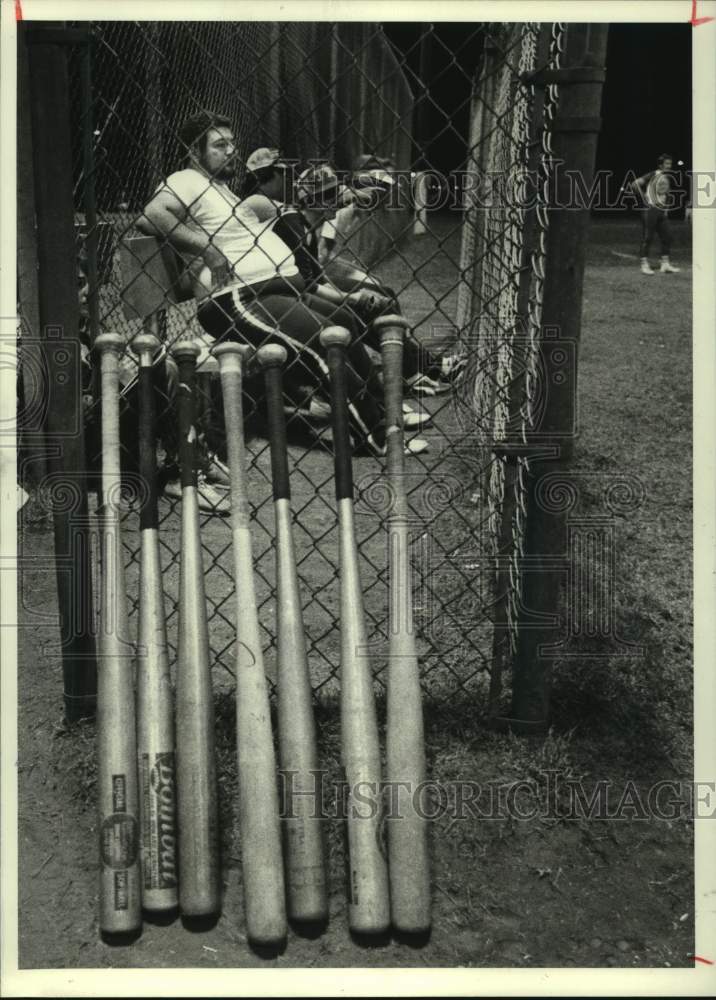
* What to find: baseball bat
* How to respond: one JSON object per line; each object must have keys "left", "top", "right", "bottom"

{"left": 171, "top": 339, "right": 220, "bottom": 917}
{"left": 374, "top": 314, "right": 431, "bottom": 934}
{"left": 257, "top": 343, "right": 328, "bottom": 925}
{"left": 132, "top": 326, "right": 178, "bottom": 913}
{"left": 319, "top": 326, "right": 390, "bottom": 935}
{"left": 212, "top": 341, "right": 287, "bottom": 946}
{"left": 95, "top": 332, "right": 142, "bottom": 935}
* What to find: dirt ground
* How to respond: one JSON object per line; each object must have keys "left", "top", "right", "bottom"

{"left": 16, "top": 215, "right": 694, "bottom": 969}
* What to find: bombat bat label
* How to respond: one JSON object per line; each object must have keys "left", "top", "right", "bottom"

{"left": 141, "top": 752, "right": 178, "bottom": 889}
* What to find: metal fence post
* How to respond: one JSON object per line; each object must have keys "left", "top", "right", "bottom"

{"left": 509, "top": 23, "right": 609, "bottom": 729}
{"left": 26, "top": 23, "right": 98, "bottom": 722}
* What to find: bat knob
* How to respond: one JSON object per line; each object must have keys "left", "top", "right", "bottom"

{"left": 94, "top": 332, "right": 126, "bottom": 356}
{"left": 211, "top": 341, "right": 254, "bottom": 365}
{"left": 170, "top": 339, "right": 201, "bottom": 362}
{"left": 130, "top": 332, "right": 161, "bottom": 361}
{"left": 319, "top": 325, "right": 352, "bottom": 349}
{"left": 372, "top": 314, "right": 408, "bottom": 332}
{"left": 257, "top": 344, "right": 287, "bottom": 369}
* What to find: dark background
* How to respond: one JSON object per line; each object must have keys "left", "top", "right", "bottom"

{"left": 385, "top": 22, "right": 693, "bottom": 207}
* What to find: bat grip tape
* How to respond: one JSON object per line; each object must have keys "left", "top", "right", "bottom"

{"left": 138, "top": 365, "right": 159, "bottom": 530}
{"left": 263, "top": 365, "right": 291, "bottom": 501}
{"left": 176, "top": 357, "right": 198, "bottom": 489}
{"left": 327, "top": 346, "right": 354, "bottom": 501}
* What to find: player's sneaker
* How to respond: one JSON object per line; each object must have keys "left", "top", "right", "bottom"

{"left": 405, "top": 373, "right": 451, "bottom": 397}
{"left": 204, "top": 454, "right": 231, "bottom": 488}
{"left": 640, "top": 258, "right": 655, "bottom": 275}
{"left": 402, "top": 402, "right": 432, "bottom": 430}
{"left": 308, "top": 397, "right": 332, "bottom": 422}
{"left": 163, "top": 476, "right": 231, "bottom": 515}
{"left": 660, "top": 257, "right": 680, "bottom": 273}
{"left": 364, "top": 433, "right": 430, "bottom": 457}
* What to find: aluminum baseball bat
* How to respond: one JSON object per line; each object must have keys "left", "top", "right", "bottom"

{"left": 95, "top": 332, "right": 141, "bottom": 935}
{"left": 132, "top": 327, "right": 178, "bottom": 913}
{"left": 257, "top": 343, "right": 328, "bottom": 925}
{"left": 374, "top": 314, "right": 431, "bottom": 934}
{"left": 171, "top": 339, "right": 220, "bottom": 917}
{"left": 213, "top": 341, "right": 287, "bottom": 947}
{"left": 319, "top": 325, "right": 390, "bottom": 935}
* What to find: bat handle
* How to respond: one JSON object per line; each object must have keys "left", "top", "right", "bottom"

{"left": 211, "top": 341, "right": 254, "bottom": 525}
{"left": 131, "top": 333, "right": 161, "bottom": 530}
{"left": 374, "top": 315, "right": 410, "bottom": 517}
{"left": 170, "top": 340, "right": 201, "bottom": 489}
{"left": 257, "top": 344, "right": 291, "bottom": 502}
{"left": 319, "top": 326, "right": 353, "bottom": 501}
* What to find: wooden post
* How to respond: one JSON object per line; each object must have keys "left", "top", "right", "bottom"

{"left": 27, "top": 24, "right": 98, "bottom": 721}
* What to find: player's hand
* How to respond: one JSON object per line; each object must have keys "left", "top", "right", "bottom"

{"left": 349, "top": 288, "right": 393, "bottom": 319}
{"left": 205, "top": 245, "right": 231, "bottom": 289}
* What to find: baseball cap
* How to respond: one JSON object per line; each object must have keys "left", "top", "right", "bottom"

{"left": 295, "top": 164, "right": 349, "bottom": 207}
{"left": 245, "top": 147, "right": 289, "bottom": 172}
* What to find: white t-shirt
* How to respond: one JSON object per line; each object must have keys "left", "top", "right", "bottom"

{"left": 159, "top": 169, "right": 298, "bottom": 294}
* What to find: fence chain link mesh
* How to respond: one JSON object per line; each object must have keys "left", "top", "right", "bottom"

{"left": 55, "top": 20, "right": 562, "bottom": 709}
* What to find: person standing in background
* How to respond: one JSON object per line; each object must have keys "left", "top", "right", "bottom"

{"left": 630, "top": 153, "right": 681, "bottom": 275}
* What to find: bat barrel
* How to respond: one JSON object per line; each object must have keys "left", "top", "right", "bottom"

{"left": 131, "top": 329, "right": 178, "bottom": 914}
{"left": 170, "top": 339, "right": 220, "bottom": 918}
{"left": 94, "top": 332, "right": 142, "bottom": 936}
{"left": 376, "top": 317, "right": 431, "bottom": 934}
{"left": 321, "top": 326, "right": 390, "bottom": 934}
{"left": 258, "top": 344, "right": 328, "bottom": 925}
{"left": 213, "top": 340, "right": 287, "bottom": 946}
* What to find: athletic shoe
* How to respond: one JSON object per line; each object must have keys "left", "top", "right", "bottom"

{"left": 163, "top": 475, "right": 231, "bottom": 515}
{"left": 405, "top": 373, "right": 451, "bottom": 397}
{"left": 402, "top": 402, "right": 432, "bottom": 430}
{"left": 364, "top": 433, "right": 430, "bottom": 457}
{"left": 659, "top": 257, "right": 680, "bottom": 273}
{"left": 640, "top": 258, "right": 655, "bottom": 275}
{"left": 308, "top": 397, "right": 332, "bottom": 422}
{"left": 204, "top": 454, "right": 231, "bottom": 488}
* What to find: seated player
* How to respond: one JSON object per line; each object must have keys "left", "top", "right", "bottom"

{"left": 243, "top": 150, "right": 466, "bottom": 398}
{"left": 137, "top": 111, "right": 428, "bottom": 457}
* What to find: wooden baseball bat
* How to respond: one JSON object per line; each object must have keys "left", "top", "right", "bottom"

{"left": 171, "top": 339, "right": 220, "bottom": 917}
{"left": 319, "top": 325, "right": 390, "bottom": 935}
{"left": 257, "top": 343, "right": 328, "bottom": 925}
{"left": 374, "top": 314, "right": 431, "bottom": 934}
{"left": 95, "top": 332, "right": 142, "bottom": 935}
{"left": 132, "top": 326, "right": 178, "bottom": 913}
{"left": 212, "top": 341, "right": 287, "bottom": 946}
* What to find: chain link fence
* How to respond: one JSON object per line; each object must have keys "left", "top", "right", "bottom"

{"left": 20, "top": 20, "right": 568, "bottom": 712}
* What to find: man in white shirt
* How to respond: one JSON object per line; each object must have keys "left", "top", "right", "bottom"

{"left": 139, "top": 112, "right": 422, "bottom": 457}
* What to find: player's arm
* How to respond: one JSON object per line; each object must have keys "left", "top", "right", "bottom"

{"left": 629, "top": 172, "right": 651, "bottom": 192}
{"left": 240, "top": 192, "right": 282, "bottom": 224}
{"left": 138, "top": 186, "right": 229, "bottom": 277}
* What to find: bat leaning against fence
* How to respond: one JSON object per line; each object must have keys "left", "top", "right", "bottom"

{"left": 375, "top": 314, "right": 431, "bottom": 934}
{"left": 319, "top": 325, "right": 390, "bottom": 935}
{"left": 213, "top": 340, "right": 287, "bottom": 947}
{"left": 95, "top": 332, "right": 142, "bottom": 936}
{"left": 258, "top": 343, "right": 328, "bottom": 927}
{"left": 132, "top": 326, "right": 178, "bottom": 914}
{"left": 171, "top": 339, "right": 221, "bottom": 918}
